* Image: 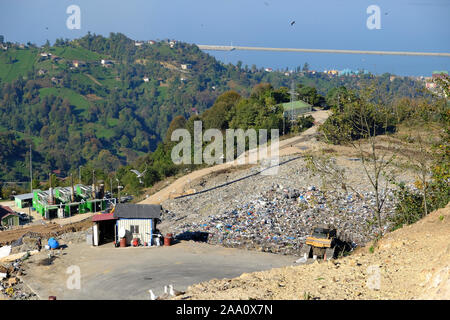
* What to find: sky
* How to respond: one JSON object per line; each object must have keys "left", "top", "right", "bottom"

{"left": 0, "top": 0, "right": 449, "bottom": 76}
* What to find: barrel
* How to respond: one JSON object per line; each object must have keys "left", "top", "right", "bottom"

{"left": 119, "top": 237, "right": 127, "bottom": 247}
{"left": 164, "top": 233, "right": 173, "bottom": 246}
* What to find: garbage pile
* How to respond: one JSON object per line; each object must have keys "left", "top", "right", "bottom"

{"left": 10, "top": 233, "right": 42, "bottom": 254}
{"left": 0, "top": 252, "right": 37, "bottom": 300}
{"left": 165, "top": 185, "right": 396, "bottom": 256}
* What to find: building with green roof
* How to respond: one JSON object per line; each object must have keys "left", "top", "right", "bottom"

{"left": 281, "top": 100, "right": 313, "bottom": 119}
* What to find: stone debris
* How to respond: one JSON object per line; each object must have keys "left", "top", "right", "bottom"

{"left": 163, "top": 185, "right": 396, "bottom": 256}
{"left": 0, "top": 256, "right": 37, "bottom": 300}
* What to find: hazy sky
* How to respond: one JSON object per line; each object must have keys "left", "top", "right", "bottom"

{"left": 1, "top": 0, "right": 449, "bottom": 75}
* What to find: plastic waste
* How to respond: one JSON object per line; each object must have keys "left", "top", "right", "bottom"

{"left": 47, "top": 237, "right": 59, "bottom": 249}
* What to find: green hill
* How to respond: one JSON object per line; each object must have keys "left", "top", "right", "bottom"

{"left": 0, "top": 33, "right": 428, "bottom": 182}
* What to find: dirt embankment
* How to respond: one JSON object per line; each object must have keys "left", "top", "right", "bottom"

{"left": 0, "top": 218, "right": 93, "bottom": 246}
{"left": 175, "top": 204, "right": 450, "bottom": 300}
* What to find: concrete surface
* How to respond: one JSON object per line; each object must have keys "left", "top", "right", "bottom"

{"left": 22, "top": 241, "right": 297, "bottom": 300}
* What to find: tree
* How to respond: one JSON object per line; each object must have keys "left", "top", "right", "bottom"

{"left": 318, "top": 86, "right": 398, "bottom": 234}
{"left": 302, "top": 62, "right": 309, "bottom": 72}
{"left": 349, "top": 88, "right": 398, "bottom": 232}
{"left": 165, "top": 115, "right": 187, "bottom": 143}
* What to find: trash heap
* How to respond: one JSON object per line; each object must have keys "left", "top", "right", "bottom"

{"left": 0, "top": 253, "right": 37, "bottom": 300}
{"left": 165, "top": 185, "right": 396, "bottom": 256}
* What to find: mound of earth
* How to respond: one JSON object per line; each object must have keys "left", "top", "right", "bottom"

{"left": 0, "top": 218, "right": 93, "bottom": 246}
{"left": 174, "top": 204, "right": 450, "bottom": 300}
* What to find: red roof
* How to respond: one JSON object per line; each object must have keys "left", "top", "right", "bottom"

{"left": 0, "top": 205, "right": 17, "bottom": 220}
{"left": 92, "top": 213, "right": 117, "bottom": 222}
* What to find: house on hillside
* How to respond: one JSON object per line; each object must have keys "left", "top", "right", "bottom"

{"left": 148, "top": 40, "right": 156, "bottom": 45}
{"left": 181, "top": 63, "right": 192, "bottom": 70}
{"left": 101, "top": 59, "right": 114, "bottom": 67}
{"left": 169, "top": 40, "right": 177, "bottom": 48}
{"left": 135, "top": 41, "right": 144, "bottom": 47}
{"left": 73, "top": 60, "right": 86, "bottom": 68}
{"left": 0, "top": 205, "right": 19, "bottom": 227}
{"left": 38, "top": 69, "right": 47, "bottom": 76}
{"left": 51, "top": 77, "right": 63, "bottom": 85}
{"left": 91, "top": 204, "right": 161, "bottom": 246}
{"left": 281, "top": 100, "right": 313, "bottom": 119}
{"left": 143, "top": 77, "right": 149, "bottom": 82}
{"left": 50, "top": 55, "right": 61, "bottom": 62}
{"left": 432, "top": 71, "right": 448, "bottom": 80}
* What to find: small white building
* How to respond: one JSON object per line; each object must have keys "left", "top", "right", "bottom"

{"left": 181, "top": 63, "right": 192, "bottom": 70}
{"left": 101, "top": 59, "right": 114, "bottom": 67}
{"left": 143, "top": 77, "right": 149, "bottom": 82}
{"left": 91, "top": 204, "right": 161, "bottom": 246}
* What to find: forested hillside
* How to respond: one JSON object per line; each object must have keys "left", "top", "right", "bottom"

{"left": 0, "top": 33, "right": 428, "bottom": 182}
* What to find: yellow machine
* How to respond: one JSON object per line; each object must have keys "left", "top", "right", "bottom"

{"left": 301, "top": 226, "right": 338, "bottom": 260}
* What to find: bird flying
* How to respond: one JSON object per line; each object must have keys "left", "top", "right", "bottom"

{"left": 130, "top": 166, "right": 147, "bottom": 184}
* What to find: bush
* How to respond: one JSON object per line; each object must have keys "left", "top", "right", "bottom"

{"left": 389, "top": 183, "right": 424, "bottom": 230}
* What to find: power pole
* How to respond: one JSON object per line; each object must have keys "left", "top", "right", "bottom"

{"left": 28, "top": 145, "right": 32, "bottom": 221}
{"left": 29, "top": 145, "right": 32, "bottom": 193}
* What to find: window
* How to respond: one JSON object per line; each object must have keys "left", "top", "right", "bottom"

{"left": 130, "top": 225, "right": 139, "bottom": 234}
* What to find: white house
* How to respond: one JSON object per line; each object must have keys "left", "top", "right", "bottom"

{"left": 101, "top": 59, "right": 114, "bottom": 67}
{"left": 91, "top": 204, "right": 161, "bottom": 246}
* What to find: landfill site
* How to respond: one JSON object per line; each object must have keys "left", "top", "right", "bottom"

{"left": 0, "top": 111, "right": 449, "bottom": 300}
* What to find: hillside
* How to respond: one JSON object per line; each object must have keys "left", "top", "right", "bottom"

{"left": 174, "top": 204, "right": 450, "bottom": 300}
{"left": 0, "top": 33, "right": 428, "bottom": 183}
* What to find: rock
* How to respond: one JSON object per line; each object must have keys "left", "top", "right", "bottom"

{"left": 8, "top": 277, "right": 17, "bottom": 286}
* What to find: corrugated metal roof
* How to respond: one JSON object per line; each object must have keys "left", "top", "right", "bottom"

{"left": 113, "top": 204, "right": 161, "bottom": 219}
{"left": 281, "top": 100, "right": 312, "bottom": 110}
{"left": 14, "top": 193, "right": 34, "bottom": 200}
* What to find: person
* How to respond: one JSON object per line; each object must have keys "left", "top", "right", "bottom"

{"left": 37, "top": 237, "right": 42, "bottom": 251}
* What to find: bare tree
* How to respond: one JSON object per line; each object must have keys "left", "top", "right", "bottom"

{"left": 347, "top": 90, "right": 398, "bottom": 232}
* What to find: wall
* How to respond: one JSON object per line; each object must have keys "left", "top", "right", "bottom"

{"left": 117, "top": 218, "right": 153, "bottom": 245}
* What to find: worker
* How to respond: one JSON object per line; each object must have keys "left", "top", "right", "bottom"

{"left": 37, "top": 237, "right": 42, "bottom": 251}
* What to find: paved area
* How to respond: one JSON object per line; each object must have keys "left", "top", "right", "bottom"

{"left": 21, "top": 241, "right": 297, "bottom": 300}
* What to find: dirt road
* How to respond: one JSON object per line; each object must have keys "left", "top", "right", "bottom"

{"left": 140, "top": 110, "right": 330, "bottom": 205}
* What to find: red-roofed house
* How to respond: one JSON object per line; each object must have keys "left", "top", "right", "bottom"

{"left": 0, "top": 205, "right": 19, "bottom": 227}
